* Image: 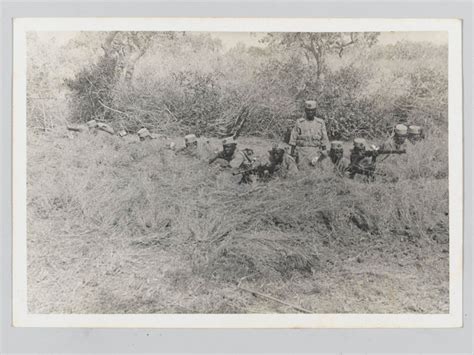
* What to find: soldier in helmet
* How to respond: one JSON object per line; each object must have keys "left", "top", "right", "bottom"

{"left": 288, "top": 100, "right": 329, "bottom": 170}
{"left": 379, "top": 124, "right": 409, "bottom": 151}
{"left": 137, "top": 127, "right": 153, "bottom": 141}
{"left": 233, "top": 143, "right": 298, "bottom": 183}
{"left": 267, "top": 143, "right": 298, "bottom": 178}
{"left": 175, "top": 134, "right": 199, "bottom": 158}
{"left": 86, "top": 120, "right": 115, "bottom": 136}
{"left": 329, "top": 141, "right": 350, "bottom": 176}
{"left": 209, "top": 137, "right": 249, "bottom": 172}
{"left": 408, "top": 125, "right": 424, "bottom": 144}
{"left": 349, "top": 138, "right": 376, "bottom": 180}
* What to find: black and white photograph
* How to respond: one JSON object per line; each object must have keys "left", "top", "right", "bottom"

{"left": 12, "top": 18, "right": 463, "bottom": 328}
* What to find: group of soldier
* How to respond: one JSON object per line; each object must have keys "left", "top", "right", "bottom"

{"left": 70, "top": 100, "right": 424, "bottom": 183}
{"left": 171, "top": 100, "right": 424, "bottom": 183}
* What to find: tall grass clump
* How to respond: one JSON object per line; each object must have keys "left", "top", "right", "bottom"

{"left": 28, "top": 131, "right": 447, "bottom": 285}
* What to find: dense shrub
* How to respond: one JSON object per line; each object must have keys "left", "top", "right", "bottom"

{"left": 48, "top": 33, "right": 448, "bottom": 139}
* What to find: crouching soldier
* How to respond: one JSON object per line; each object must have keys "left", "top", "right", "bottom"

{"left": 234, "top": 143, "right": 298, "bottom": 183}
{"left": 137, "top": 127, "right": 153, "bottom": 141}
{"left": 260, "top": 144, "right": 298, "bottom": 178}
{"left": 408, "top": 125, "right": 424, "bottom": 144}
{"left": 209, "top": 137, "right": 249, "bottom": 173}
{"left": 267, "top": 143, "right": 298, "bottom": 178}
{"left": 175, "top": 134, "right": 199, "bottom": 158}
{"left": 380, "top": 124, "right": 408, "bottom": 151}
{"left": 348, "top": 138, "right": 376, "bottom": 181}
{"left": 288, "top": 100, "right": 329, "bottom": 170}
{"left": 329, "top": 141, "right": 350, "bottom": 176}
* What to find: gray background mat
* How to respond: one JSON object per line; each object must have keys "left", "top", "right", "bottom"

{"left": 1, "top": 0, "right": 472, "bottom": 353}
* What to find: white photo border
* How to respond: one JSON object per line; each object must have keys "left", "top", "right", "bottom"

{"left": 12, "top": 17, "right": 463, "bottom": 328}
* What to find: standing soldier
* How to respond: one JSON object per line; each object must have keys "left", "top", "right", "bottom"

{"left": 379, "top": 124, "right": 409, "bottom": 151}
{"left": 328, "top": 141, "right": 350, "bottom": 176}
{"left": 407, "top": 125, "right": 424, "bottom": 144}
{"left": 289, "top": 100, "right": 329, "bottom": 170}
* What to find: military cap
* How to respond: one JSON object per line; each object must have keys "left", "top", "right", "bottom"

{"left": 304, "top": 100, "right": 317, "bottom": 110}
{"left": 394, "top": 124, "right": 408, "bottom": 136}
{"left": 184, "top": 134, "right": 197, "bottom": 144}
{"left": 353, "top": 138, "right": 367, "bottom": 145}
{"left": 269, "top": 142, "right": 288, "bottom": 153}
{"left": 137, "top": 127, "right": 151, "bottom": 138}
{"left": 330, "top": 141, "right": 344, "bottom": 150}
{"left": 97, "top": 122, "right": 115, "bottom": 135}
{"left": 408, "top": 125, "right": 422, "bottom": 135}
{"left": 86, "top": 120, "right": 98, "bottom": 129}
{"left": 222, "top": 136, "right": 237, "bottom": 146}
{"left": 272, "top": 142, "right": 289, "bottom": 150}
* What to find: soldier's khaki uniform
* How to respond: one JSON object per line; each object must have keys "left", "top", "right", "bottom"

{"left": 175, "top": 134, "right": 200, "bottom": 158}
{"left": 379, "top": 137, "right": 408, "bottom": 151}
{"left": 289, "top": 117, "right": 329, "bottom": 169}
{"left": 273, "top": 153, "right": 298, "bottom": 178}
{"left": 176, "top": 144, "right": 200, "bottom": 159}
{"left": 333, "top": 156, "right": 350, "bottom": 175}
{"left": 408, "top": 125, "right": 423, "bottom": 144}
{"left": 211, "top": 149, "right": 246, "bottom": 168}
{"left": 379, "top": 124, "right": 409, "bottom": 159}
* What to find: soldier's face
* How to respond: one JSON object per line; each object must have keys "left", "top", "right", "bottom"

{"left": 354, "top": 143, "right": 365, "bottom": 151}
{"left": 223, "top": 144, "right": 236, "bottom": 156}
{"left": 305, "top": 108, "right": 317, "bottom": 120}
{"left": 271, "top": 150, "right": 284, "bottom": 163}
{"left": 395, "top": 134, "right": 407, "bottom": 144}
{"left": 331, "top": 149, "right": 343, "bottom": 160}
{"left": 186, "top": 141, "right": 197, "bottom": 148}
{"left": 408, "top": 134, "right": 421, "bottom": 142}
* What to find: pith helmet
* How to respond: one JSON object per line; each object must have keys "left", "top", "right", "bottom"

{"left": 331, "top": 141, "right": 344, "bottom": 150}
{"left": 184, "top": 134, "right": 197, "bottom": 144}
{"left": 269, "top": 142, "right": 288, "bottom": 153}
{"left": 305, "top": 100, "right": 317, "bottom": 110}
{"left": 222, "top": 136, "right": 237, "bottom": 146}
{"left": 137, "top": 127, "right": 151, "bottom": 138}
{"left": 86, "top": 120, "right": 98, "bottom": 128}
{"left": 353, "top": 138, "right": 367, "bottom": 146}
{"left": 394, "top": 124, "right": 408, "bottom": 136}
{"left": 408, "top": 125, "right": 422, "bottom": 135}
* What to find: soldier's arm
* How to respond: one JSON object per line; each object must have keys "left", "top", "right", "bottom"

{"left": 320, "top": 121, "right": 329, "bottom": 153}
{"left": 208, "top": 152, "right": 221, "bottom": 164}
{"left": 229, "top": 153, "right": 245, "bottom": 169}
{"left": 288, "top": 122, "right": 299, "bottom": 155}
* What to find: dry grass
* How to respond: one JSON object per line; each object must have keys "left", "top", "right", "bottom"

{"left": 27, "top": 129, "right": 449, "bottom": 314}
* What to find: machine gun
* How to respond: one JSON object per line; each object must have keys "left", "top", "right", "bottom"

{"left": 232, "top": 163, "right": 276, "bottom": 184}
{"left": 362, "top": 149, "right": 406, "bottom": 158}
{"left": 348, "top": 148, "right": 406, "bottom": 181}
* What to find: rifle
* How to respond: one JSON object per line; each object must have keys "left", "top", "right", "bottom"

{"left": 232, "top": 163, "right": 275, "bottom": 184}
{"left": 232, "top": 164, "right": 271, "bottom": 177}
{"left": 348, "top": 149, "right": 406, "bottom": 181}
{"left": 363, "top": 149, "right": 406, "bottom": 159}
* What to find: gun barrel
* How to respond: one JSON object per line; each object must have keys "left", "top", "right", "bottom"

{"left": 377, "top": 149, "right": 406, "bottom": 155}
